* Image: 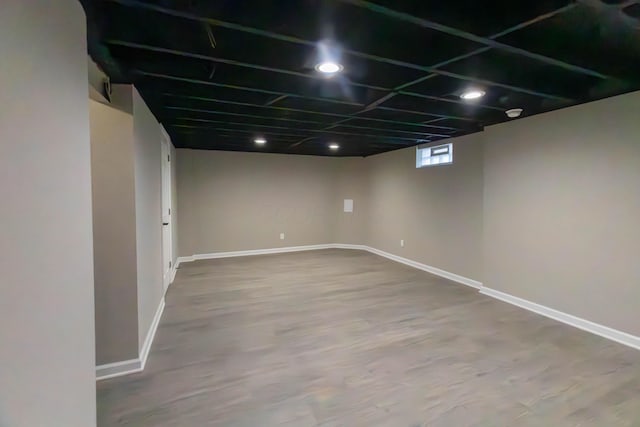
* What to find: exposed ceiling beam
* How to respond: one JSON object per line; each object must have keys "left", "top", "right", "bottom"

{"left": 425, "top": 69, "right": 571, "bottom": 101}
{"left": 489, "top": 3, "right": 577, "bottom": 39}
{"left": 165, "top": 106, "right": 453, "bottom": 137}
{"left": 398, "top": 91, "right": 504, "bottom": 111}
{"left": 170, "top": 124, "right": 309, "bottom": 139}
{"left": 376, "top": 106, "right": 478, "bottom": 122}
{"left": 339, "top": 0, "right": 612, "bottom": 80}
{"left": 373, "top": 3, "right": 579, "bottom": 101}
{"left": 107, "top": 0, "right": 572, "bottom": 101}
{"left": 135, "top": 70, "right": 364, "bottom": 106}
{"left": 164, "top": 93, "right": 466, "bottom": 130}
{"left": 166, "top": 106, "right": 324, "bottom": 124}
{"left": 291, "top": 7, "right": 574, "bottom": 147}
{"left": 172, "top": 118, "right": 445, "bottom": 143}
{"left": 329, "top": 121, "right": 452, "bottom": 138}
{"left": 265, "top": 95, "right": 288, "bottom": 105}
{"left": 112, "top": 40, "right": 508, "bottom": 111}
{"left": 363, "top": 92, "right": 397, "bottom": 110}
{"left": 171, "top": 125, "right": 430, "bottom": 148}
{"left": 141, "top": 72, "right": 489, "bottom": 123}
{"left": 108, "top": 40, "right": 388, "bottom": 92}
{"left": 424, "top": 117, "right": 447, "bottom": 124}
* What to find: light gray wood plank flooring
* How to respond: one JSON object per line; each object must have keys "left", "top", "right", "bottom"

{"left": 97, "top": 249, "right": 640, "bottom": 426}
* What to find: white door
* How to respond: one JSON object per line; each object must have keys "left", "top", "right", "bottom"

{"left": 161, "top": 128, "right": 173, "bottom": 292}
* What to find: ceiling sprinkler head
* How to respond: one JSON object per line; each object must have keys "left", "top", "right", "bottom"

{"left": 506, "top": 108, "right": 523, "bottom": 118}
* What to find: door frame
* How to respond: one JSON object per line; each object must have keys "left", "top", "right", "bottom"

{"left": 160, "top": 126, "right": 173, "bottom": 292}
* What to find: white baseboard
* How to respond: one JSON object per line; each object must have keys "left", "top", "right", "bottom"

{"left": 362, "top": 246, "right": 483, "bottom": 289}
{"left": 96, "top": 358, "right": 142, "bottom": 381}
{"left": 96, "top": 297, "right": 165, "bottom": 381}
{"left": 480, "top": 287, "right": 640, "bottom": 351}
{"left": 169, "top": 264, "right": 178, "bottom": 284}
{"left": 175, "top": 255, "right": 194, "bottom": 266}
{"left": 332, "top": 243, "right": 367, "bottom": 250}
{"left": 178, "top": 244, "right": 335, "bottom": 263}
{"left": 177, "top": 244, "right": 482, "bottom": 290}
{"left": 140, "top": 297, "right": 165, "bottom": 370}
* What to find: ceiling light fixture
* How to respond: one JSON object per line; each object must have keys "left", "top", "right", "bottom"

{"left": 460, "top": 90, "right": 486, "bottom": 100}
{"left": 315, "top": 61, "right": 343, "bottom": 74}
{"left": 329, "top": 143, "right": 340, "bottom": 150}
{"left": 254, "top": 137, "right": 267, "bottom": 144}
{"left": 506, "top": 108, "right": 523, "bottom": 118}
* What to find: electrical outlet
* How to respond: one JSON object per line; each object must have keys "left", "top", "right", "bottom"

{"left": 400, "top": 239, "right": 405, "bottom": 247}
{"left": 280, "top": 233, "right": 285, "bottom": 240}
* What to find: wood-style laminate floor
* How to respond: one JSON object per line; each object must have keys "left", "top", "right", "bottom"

{"left": 97, "top": 249, "right": 640, "bottom": 426}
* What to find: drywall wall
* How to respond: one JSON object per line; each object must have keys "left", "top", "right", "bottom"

{"left": 333, "top": 157, "right": 369, "bottom": 245}
{"left": 173, "top": 89, "right": 639, "bottom": 345}
{"left": 90, "top": 86, "right": 177, "bottom": 369}
{"left": 177, "top": 149, "right": 336, "bottom": 255}
{"left": 90, "top": 100, "right": 139, "bottom": 365}
{"left": 0, "top": 1, "right": 96, "bottom": 425}
{"left": 176, "top": 142, "right": 481, "bottom": 274}
{"left": 133, "top": 88, "right": 164, "bottom": 350}
{"left": 483, "top": 90, "right": 640, "bottom": 337}
{"left": 366, "top": 134, "right": 484, "bottom": 281}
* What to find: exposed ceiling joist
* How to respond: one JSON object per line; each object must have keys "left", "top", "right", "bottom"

{"left": 113, "top": 38, "right": 566, "bottom": 111}
{"left": 106, "top": 0, "right": 573, "bottom": 101}
{"left": 165, "top": 106, "right": 454, "bottom": 138}
{"left": 338, "top": 0, "right": 612, "bottom": 80}
{"left": 172, "top": 117, "right": 443, "bottom": 143}
{"left": 136, "top": 70, "right": 364, "bottom": 106}
{"left": 366, "top": 3, "right": 579, "bottom": 105}
{"left": 163, "top": 94, "right": 466, "bottom": 130}
{"left": 92, "top": 0, "right": 640, "bottom": 156}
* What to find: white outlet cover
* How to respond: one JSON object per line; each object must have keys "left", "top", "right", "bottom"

{"left": 343, "top": 199, "right": 353, "bottom": 213}
{"left": 280, "top": 233, "right": 285, "bottom": 240}
{"left": 400, "top": 239, "right": 405, "bottom": 247}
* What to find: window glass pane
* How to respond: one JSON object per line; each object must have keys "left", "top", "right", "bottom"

{"left": 416, "top": 143, "right": 453, "bottom": 168}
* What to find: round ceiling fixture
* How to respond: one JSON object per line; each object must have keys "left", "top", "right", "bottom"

{"left": 460, "top": 90, "right": 486, "bottom": 100}
{"left": 506, "top": 108, "right": 523, "bottom": 118}
{"left": 328, "top": 143, "right": 340, "bottom": 150}
{"left": 315, "top": 61, "right": 343, "bottom": 74}
{"left": 254, "top": 137, "right": 267, "bottom": 144}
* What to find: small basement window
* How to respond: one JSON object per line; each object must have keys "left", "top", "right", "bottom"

{"left": 416, "top": 143, "right": 453, "bottom": 168}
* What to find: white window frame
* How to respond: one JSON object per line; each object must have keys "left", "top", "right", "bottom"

{"left": 416, "top": 142, "right": 453, "bottom": 168}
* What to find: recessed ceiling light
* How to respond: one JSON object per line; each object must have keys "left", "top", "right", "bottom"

{"left": 460, "top": 90, "right": 486, "bottom": 100}
{"left": 254, "top": 137, "right": 266, "bottom": 144}
{"left": 315, "top": 61, "right": 343, "bottom": 74}
{"left": 329, "top": 143, "right": 340, "bottom": 150}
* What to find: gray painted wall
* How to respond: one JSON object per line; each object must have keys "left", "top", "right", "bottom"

{"left": 177, "top": 149, "right": 336, "bottom": 255}
{"left": 483, "top": 90, "right": 640, "bottom": 337}
{"left": 333, "top": 158, "right": 369, "bottom": 245}
{"left": 91, "top": 87, "right": 177, "bottom": 366}
{"left": 175, "top": 139, "right": 483, "bottom": 284}
{"left": 90, "top": 100, "right": 139, "bottom": 364}
{"left": 132, "top": 89, "right": 165, "bottom": 350}
{"left": 366, "top": 134, "right": 485, "bottom": 281}
{"left": 174, "top": 90, "right": 640, "bottom": 341}
{"left": 0, "top": 1, "right": 97, "bottom": 425}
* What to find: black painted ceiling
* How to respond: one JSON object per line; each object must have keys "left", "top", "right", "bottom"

{"left": 83, "top": 0, "right": 640, "bottom": 157}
